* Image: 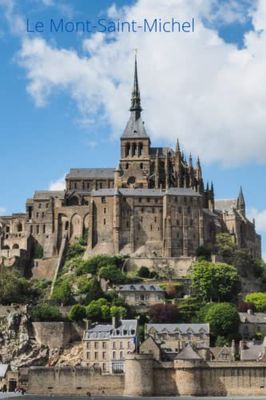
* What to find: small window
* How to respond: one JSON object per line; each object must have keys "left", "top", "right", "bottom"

{"left": 36, "top": 225, "right": 39, "bottom": 234}
{"left": 74, "top": 183, "right": 77, "bottom": 189}
{"left": 104, "top": 208, "right": 106, "bottom": 214}
{"left": 147, "top": 198, "right": 150, "bottom": 203}
{"left": 120, "top": 351, "right": 123, "bottom": 359}
{"left": 139, "top": 198, "right": 142, "bottom": 203}
{"left": 154, "top": 217, "right": 157, "bottom": 223}
{"left": 113, "top": 351, "right": 116, "bottom": 359}
{"left": 95, "top": 352, "right": 98, "bottom": 360}
{"left": 38, "top": 203, "right": 42, "bottom": 209}
{"left": 140, "top": 163, "right": 143, "bottom": 169}
{"left": 101, "top": 197, "right": 106, "bottom": 203}
{"left": 104, "top": 219, "right": 106, "bottom": 225}
{"left": 43, "top": 225, "right": 46, "bottom": 234}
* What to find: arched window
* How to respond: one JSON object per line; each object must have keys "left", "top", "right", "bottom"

{"left": 13, "top": 244, "right": 19, "bottom": 249}
{"left": 125, "top": 143, "right": 130, "bottom": 157}
{"left": 17, "top": 222, "right": 23, "bottom": 232}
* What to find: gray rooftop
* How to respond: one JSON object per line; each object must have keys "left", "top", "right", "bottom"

{"left": 91, "top": 188, "right": 201, "bottom": 198}
{"left": 0, "top": 364, "right": 9, "bottom": 378}
{"left": 150, "top": 147, "right": 175, "bottom": 156}
{"left": 239, "top": 312, "right": 266, "bottom": 324}
{"left": 121, "top": 114, "right": 149, "bottom": 139}
{"left": 241, "top": 342, "right": 265, "bottom": 361}
{"left": 83, "top": 319, "right": 137, "bottom": 340}
{"left": 118, "top": 284, "right": 164, "bottom": 292}
{"left": 175, "top": 344, "right": 202, "bottom": 360}
{"left": 66, "top": 168, "right": 115, "bottom": 179}
{"left": 33, "top": 191, "right": 65, "bottom": 200}
{"left": 146, "top": 323, "right": 209, "bottom": 335}
{"left": 215, "top": 199, "right": 237, "bottom": 212}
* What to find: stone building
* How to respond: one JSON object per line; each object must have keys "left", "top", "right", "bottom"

{"left": 82, "top": 318, "right": 137, "bottom": 373}
{"left": 117, "top": 284, "right": 165, "bottom": 308}
{"left": 0, "top": 57, "right": 261, "bottom": 275}
{"left": 239, "top": 310, "right": 266, "bottom": 339}
{"left": 145, "top": 323, "right": 210, "bottom": 356}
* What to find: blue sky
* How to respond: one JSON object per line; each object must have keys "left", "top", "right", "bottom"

{"left": 0, "top": 0, "right": 265, "bottom": 258}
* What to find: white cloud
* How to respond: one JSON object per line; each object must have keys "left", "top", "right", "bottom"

{"left": 0, "top": 207, "right": 7, "bottom": 216}
{"left": 48, "top": 175, "right": 66, "bottom": 191}
{"left": 3, "top": 0, "right": 266, "bottom": 166}
{"left": 248, "top": 208, "right": 266, "bottom": 232}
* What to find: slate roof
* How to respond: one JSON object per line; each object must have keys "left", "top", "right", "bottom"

{"left": 66, "top": 168, "right": 115, "bottom": 179}
{"left": 33, "top": 191, "right": 65, "bottom": 200}
{"left": 239, "top": 312, "right": 266, "bottom": 324}
{"left": 146, "top": 323, "right": 210, "bottom": 335}
{"left": 150, "top": 147, "right": 175, "bottom": 156}
{"left": 118, "top": 284, "right": 164, "bottom": 292}
{"left": 215, "top": 199, "right": 237, "bottom": 212}
{"left": 91, "top": 188, "right": 201, "bottom": 198}
{"left": 0, "top": 364, "right": 9, "bottom": 378}
{"left": 83, "top": 319, "right": 137, "bottom": 340}
{"left": 121, "top": 114, "right": 149, "bottom": 139}
{"left": 175, "top": 344, "right": 202, "bottom": 360}
{"left": 241, "top": 343, "right": 265, "bottom": 361}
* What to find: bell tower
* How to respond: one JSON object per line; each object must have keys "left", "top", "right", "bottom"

{"left": 118, "top": 56, "right": 151, "bottom": 188}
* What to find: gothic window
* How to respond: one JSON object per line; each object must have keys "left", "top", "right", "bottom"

{"left": 154, "top": 217, "right": 157, "bottom": 223}
{"left": 43, "top": 225, "right": 46, "bottom": 234}
{"left": 127, "top": 176, "right": 136, "bottom": 185}
{"left": 125, "top": 163, "right": 129, "bottom": 169}
{"left": 17, "top": 222, "right": 23, "bottom": 232}
{"left": 139, "top": 142, "right": 143, "bottom": 155}
{"left": 125, "top": 143, "right": 130, "bottom": 157}
{"left": 132, "top": 143, "right": 137, "bottom": 156}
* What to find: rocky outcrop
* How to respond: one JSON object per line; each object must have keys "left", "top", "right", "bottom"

{"left": 0, "top": 306, "right": 49, "bottom": 369}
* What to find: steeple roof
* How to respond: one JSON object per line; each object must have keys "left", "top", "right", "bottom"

{"left": 121, "top": 56, "right": 149, "bottom": 140}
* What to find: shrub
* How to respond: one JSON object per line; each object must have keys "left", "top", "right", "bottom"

{"left": 30, "top": 303, "right": 62, "bottom": 321}
{"left": 84, "top": 278, "right": 104, "bottom": 303}
{"left": 0, "top": 269, "right": 39, "bottom": 304}
{"left": 65, "top": 241, "right": 85, "bottom": 260}
{"left": 110, "top": 305, "right": 127, "bottom": 319}
{"left": 52, "top": 278, "right": 74, "bottom": 305}
{"left": 68, "top": 304, "right": 86, "bottom": 321}
{"left": 245, "top": 292, "right": 266, "bottom": 312}
{"left": 99, "top": 265, "right": 126, "bottom": 284}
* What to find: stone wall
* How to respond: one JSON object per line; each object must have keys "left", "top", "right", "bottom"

{"left": 27, "top": 367, "right": 124, "bottom": 396}
{"left": 126, "top": 256, "right": 193, "bottom": 277}
{"left": 32, "top": 321, "right": 82, "bottom": 349}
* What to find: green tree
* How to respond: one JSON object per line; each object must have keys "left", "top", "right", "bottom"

{"left": 30, "top": 303, "right": 62, "bottom": 321}
{"left": 245, "top": 292, "right": 266, "bottom": 312}
{"left": 0, "top": 269, "right": 39, "bottom": 304}
{"left": 84, "top": 278, "right": 104, "bottom": 303}
{"left": 110, "top": 305, "right": 127, "bottom": 319}
{"left": 68, "top": 304, "right": 86, "bottom": 321}
{"left": 99, "top": 265, "right": 126, "bottom": 284}
{"left": 52, "top": 278, "right": 74, "bottom": 305}
{"left": 191, "top": 260, "right": 241, "bottom": 302}
{"left": 178, "top": 296, "right": 203, "bottom": 322}
{"left": 197, "top": 302, "right": 240, "bottom": 340}
{"left": 215, "top": 233, "right": 236, "bottom": 261}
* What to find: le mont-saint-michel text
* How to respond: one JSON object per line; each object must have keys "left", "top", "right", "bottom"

{"left": 26, "top": 17, "right": 195, "bottom": 34}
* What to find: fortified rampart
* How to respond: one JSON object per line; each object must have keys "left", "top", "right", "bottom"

{"left": 27, "top": 367, "right": 124, "bottom": 396}
{"left": 26, "top": 357, "right": 266, "bottom": 396}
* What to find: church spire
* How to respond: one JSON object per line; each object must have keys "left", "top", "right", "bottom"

{"left": 130, "top": 55, "right": 142, "bottom": 119}
{"left": 237, "top": 186, "right": 246, "bottom": 216}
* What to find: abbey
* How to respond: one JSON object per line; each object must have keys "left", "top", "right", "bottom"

{"left": 0, "top": 58, "right": 261, "bottom": 274}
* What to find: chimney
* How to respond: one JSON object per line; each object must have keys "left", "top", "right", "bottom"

{"left": 231, "top": 340, "right": 236, "bottom": 361}
{"left": 112, "top": 316, "right": 119, "bottom": 329}
{"left": 84, "top": 319, "right": 92, "bottom": 331}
